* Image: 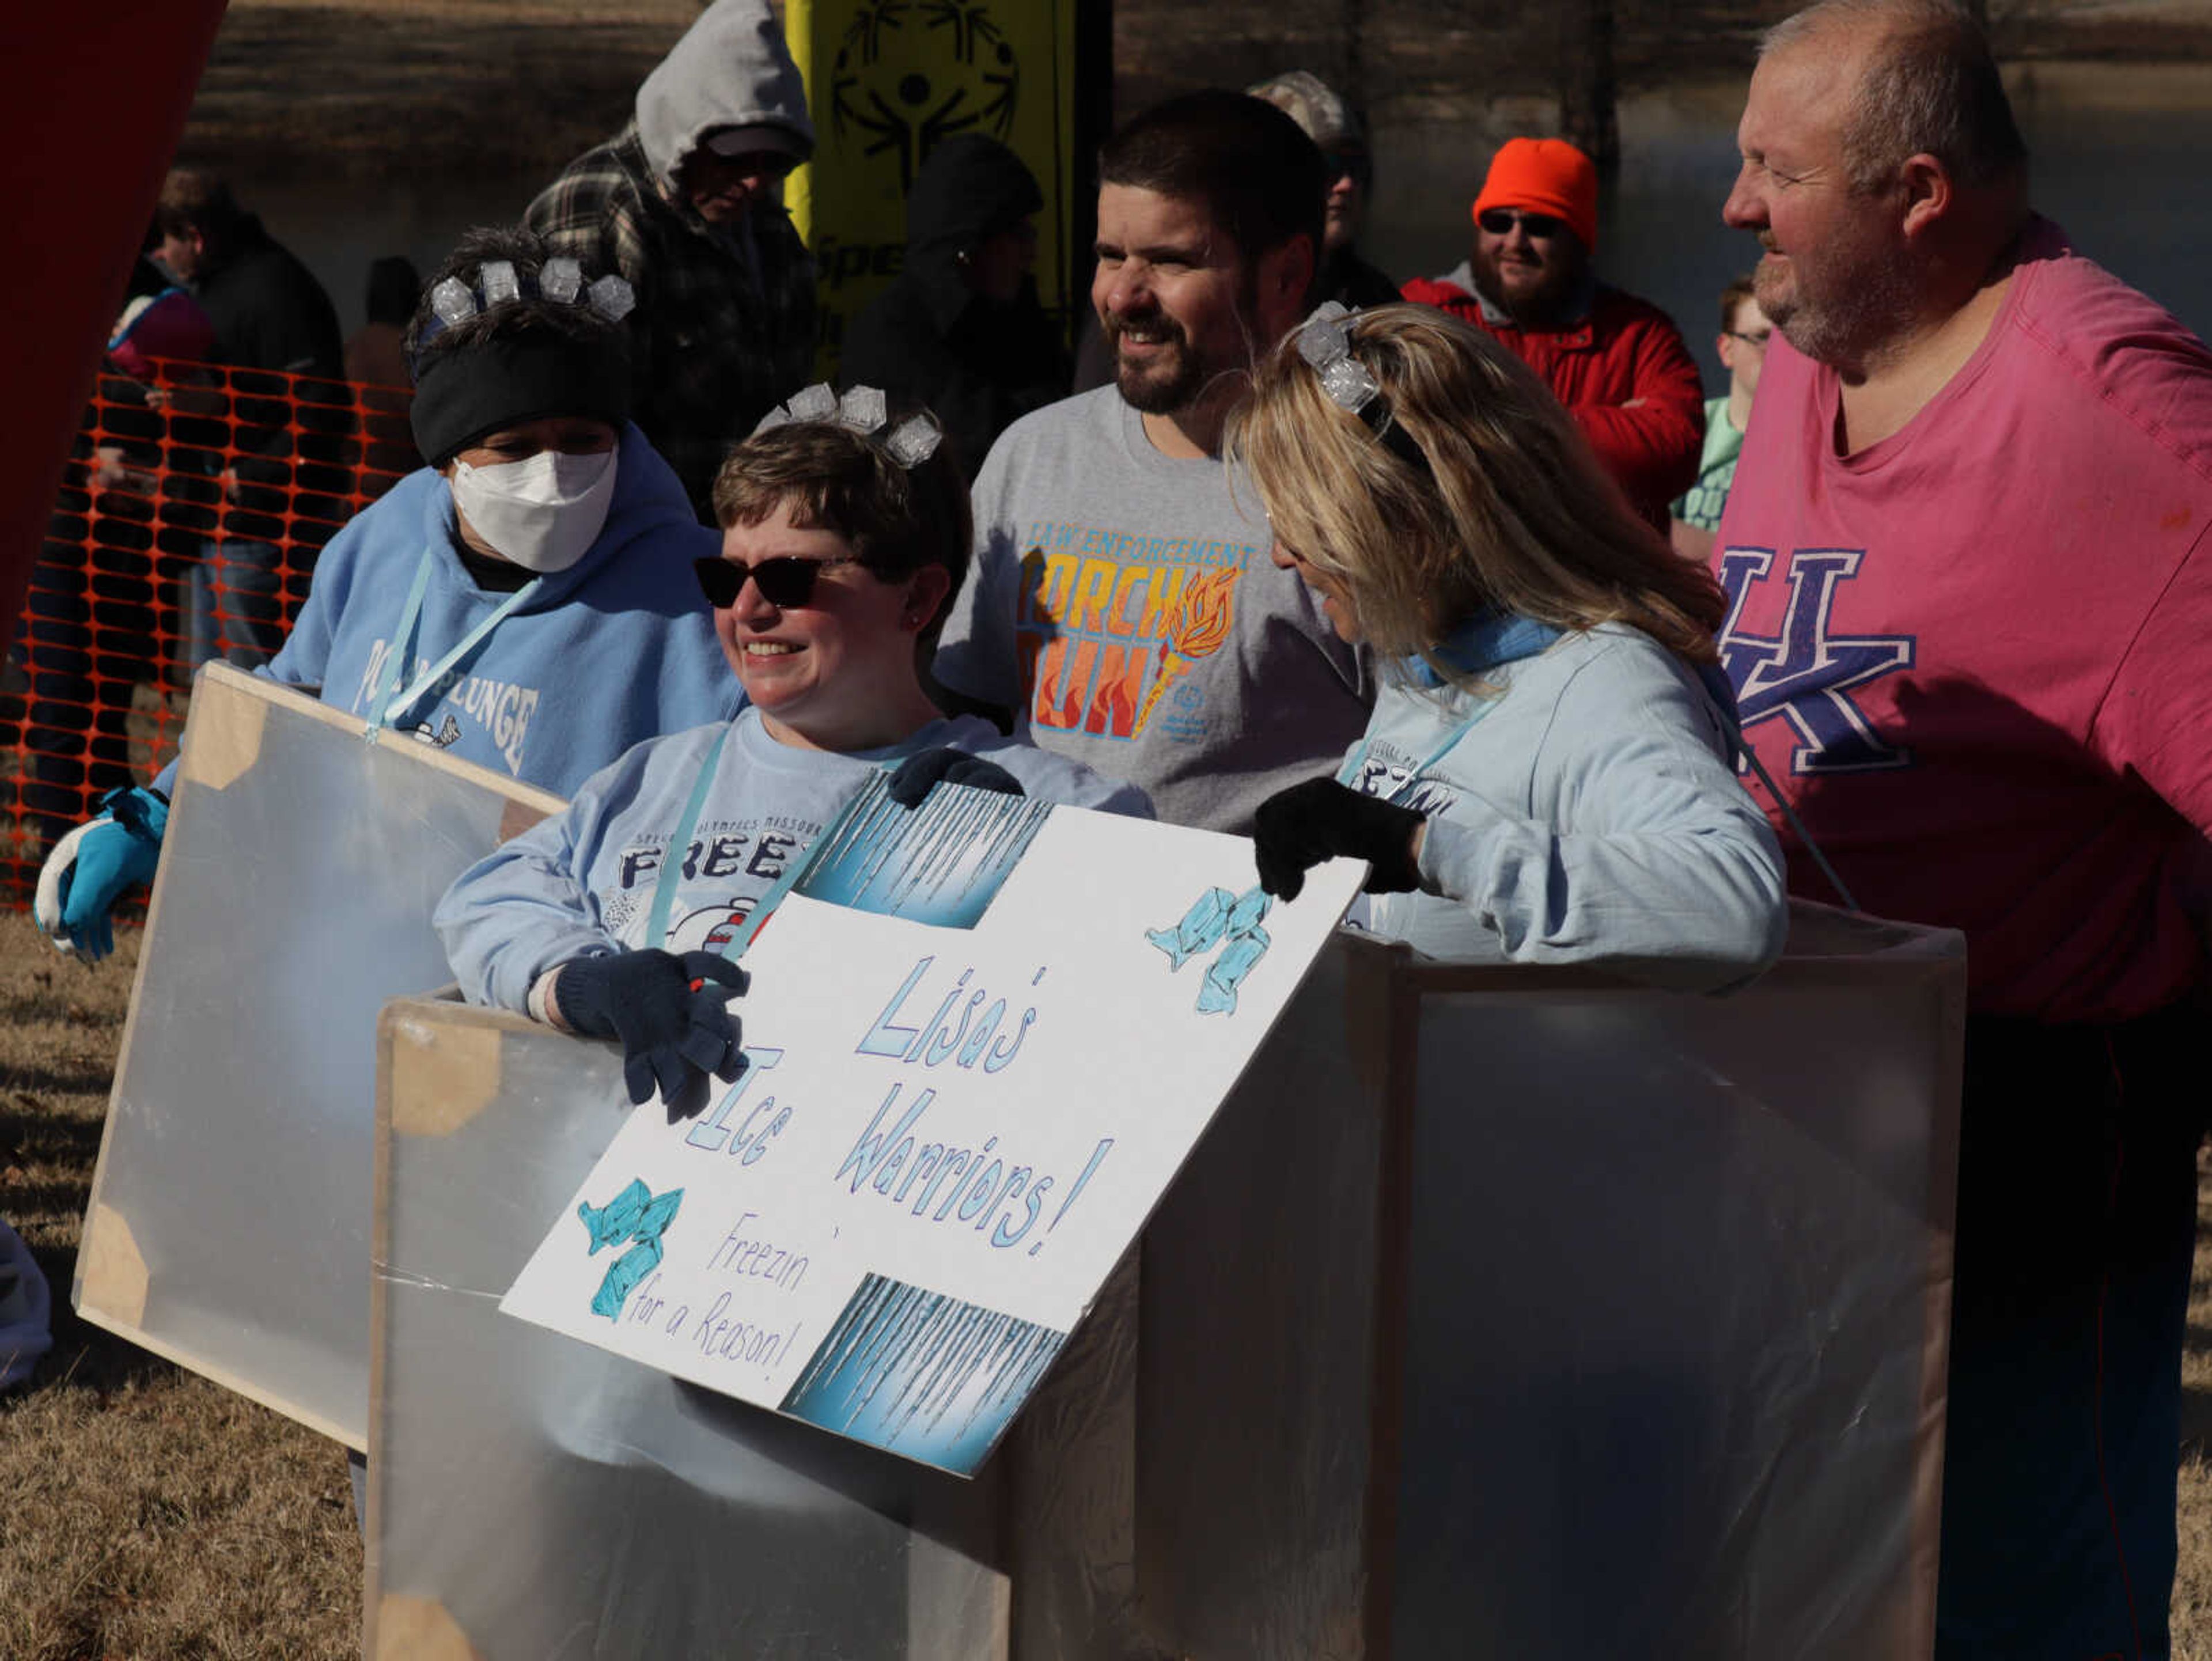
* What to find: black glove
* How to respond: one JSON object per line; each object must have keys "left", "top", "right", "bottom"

{"left": 1252, "top": 778, "right": 1426, "bottom": 902}
{"left": 886, "top": 747, "right": 1026, "bottom": 809}
{"left": 554, "top": 949, "right": 749, "bottom": 1121}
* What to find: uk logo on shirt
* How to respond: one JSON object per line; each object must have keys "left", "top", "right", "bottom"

{"left": 1717, "top": 547, "right": 1916, "bottom": 775}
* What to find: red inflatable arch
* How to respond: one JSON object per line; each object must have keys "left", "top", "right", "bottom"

{"left": 0, "top": 2, "right": 227, "bottom": 660}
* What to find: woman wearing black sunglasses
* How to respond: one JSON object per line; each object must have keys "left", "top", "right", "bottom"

{"left": 437, "top": 390, "right": 1153, "bottom": 1118}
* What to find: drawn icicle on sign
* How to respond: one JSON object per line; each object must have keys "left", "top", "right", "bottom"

{"left": 790, "top": 771, "right": 1054, "bottom": 928}
{"left": 780, "top": 1272, "right": 1067, "bottom": 1471}
{"left": 501, "top": 778, "right": 1367, "bottom": 1476}
{"left": 1146, "top": 884, "right": 1274, "bottom": 1014}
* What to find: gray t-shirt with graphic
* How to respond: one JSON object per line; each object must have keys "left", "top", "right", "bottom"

{"left": 934, "top": 386, "right": 1373, "bottom": 833}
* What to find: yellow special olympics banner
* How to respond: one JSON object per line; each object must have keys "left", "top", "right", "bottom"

{"left": 787, "top": 0, "right": 1082, "bottom": 373}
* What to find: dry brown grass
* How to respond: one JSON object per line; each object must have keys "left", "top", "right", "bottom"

{"left": 2176, "top": 1146, "right": 2212, "bottom": 1660}
{"left": 0, "top": 910, "right": 358, "bottom": 1661}
{"left": 3, "top": 892, "right": 2210, "bottom": 1651}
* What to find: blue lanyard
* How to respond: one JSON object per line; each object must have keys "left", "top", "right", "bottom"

{"left": 361, "top": 541, "right": 542, "bottom": 738}
{"left": 643, "top": 725, "right": 732, "bottom": 951}
{"left": 641, "top": 725, "right": 881, "bottom": 962}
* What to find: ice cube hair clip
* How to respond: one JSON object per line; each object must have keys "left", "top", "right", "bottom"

{"left": 419, "top": 258, "right": 635, "bottom": 348}
{"left": 1293, "top": 301, "right": 1431, "bottom": 473}
{"left": 751, "top": 382, "right": 944, "bottom": 469}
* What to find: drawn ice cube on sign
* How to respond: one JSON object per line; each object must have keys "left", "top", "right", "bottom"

{"left": 501, "top": 788, "right": 1365, "bottom": 1476}
{"left": 1146, "top": 884, "right": 1274, "bottom": 1015}
{"left": 576, "top": 1180, "right": 684, "bottom": 1321}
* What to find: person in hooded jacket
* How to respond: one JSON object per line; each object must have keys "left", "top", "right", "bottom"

{"left": 33, "top": 226, "right": 744, "bottom": 961}
{"left": 525, "top": 0, "right": 817, "bottom": 516}
{"left": 840, "top": 136, "right": 1072, "bottom": 480}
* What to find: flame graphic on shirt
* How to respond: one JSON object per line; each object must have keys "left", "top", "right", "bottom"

{"left": 1134, "top": 567, "right": 1238, "bottom": 731}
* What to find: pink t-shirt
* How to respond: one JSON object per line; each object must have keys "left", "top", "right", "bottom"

{"left": 1714, "top": 219, "right": 2212, "bottom": 1022}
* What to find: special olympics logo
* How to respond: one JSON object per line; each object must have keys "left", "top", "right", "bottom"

{"left": 831, "top": 0, "right": 1020, "bottom": 192}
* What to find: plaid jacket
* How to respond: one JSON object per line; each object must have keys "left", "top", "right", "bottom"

{"left": 526, "top": 121, "right": 817, "bottom": 514}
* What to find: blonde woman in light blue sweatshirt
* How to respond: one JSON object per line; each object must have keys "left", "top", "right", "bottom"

{"left": 1230, "top": 303, "right": 1787, "bottom": 990}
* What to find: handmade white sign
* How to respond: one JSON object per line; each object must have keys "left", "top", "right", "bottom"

{"left": 501, "top": 791, "right": 1362, "bottom": 1476}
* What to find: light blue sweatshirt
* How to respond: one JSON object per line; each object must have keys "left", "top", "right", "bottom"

{"left": 156, "top": 425, "right": 741, "bottom": 798}
{"left": 1347, "top": 620, "right": 1787, "bottom": 989}
{"left": 437, "top": 706, "right": 1154, "bottom": 1011}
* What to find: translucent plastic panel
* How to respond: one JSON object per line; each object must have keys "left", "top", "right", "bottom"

{"left": 1138, "top": 907, "right": 1962, "bottom": 1660}
{"left": 75, "top": 665, "right": 562, "bottom": 1446}
{"left": 370, "top": 995, "right": 1010, "bottom": 1661}
{"left": 1391, "top": 968, "right": 1954, "bottom": 1658}
{"left": 1137, "top": 939, "right": 1388, "bottom": 1660}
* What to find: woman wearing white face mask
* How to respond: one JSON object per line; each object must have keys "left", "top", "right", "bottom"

{"left": 37, "top": 226, "right": 745, "bottom": 960}
{"left": 445, "top": 425, "right": 621, "bottom": 575}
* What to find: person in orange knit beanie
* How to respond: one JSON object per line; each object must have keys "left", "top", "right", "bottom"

{"left": 1474, "top": 136, "right": 1600, "bottom": 258}
{"left": 1402, "top": 136, "right": 1704, "bottom": 531}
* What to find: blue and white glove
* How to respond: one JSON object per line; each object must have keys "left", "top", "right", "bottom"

{"left": 553, "top": 949, "right": 749, "bottom": 1121}
{"left": 33, "top": 786, "right": 169, "bottom": 962}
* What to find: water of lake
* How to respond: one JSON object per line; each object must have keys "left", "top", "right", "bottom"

{"left": 257, "top": 61, "right": 2212, "bottom": 399}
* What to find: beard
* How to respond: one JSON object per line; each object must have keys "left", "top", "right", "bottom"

{"left": 1469, "top": 240, "right": 1582, "bottom": 329}
{"left": 1105, "top": 275, "right": 1262, "bottom": 417}
{"left": 1756, "top": 237, "right": 1919, "bottom": 371}
{"left": 1323, "top": 202, "right": 1357, "bottom": 256}
{"left": 1108, "top": 310, "right": 1208, "bottom": 415}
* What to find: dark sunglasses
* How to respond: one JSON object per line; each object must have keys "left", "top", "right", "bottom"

{"left": 1322, "top": 149, "right": 1373, "bottom": 186}
{"left": 1477, "top": 207, "right": 1565, "bottom": 240}
{"left": 694, "top": 554, "right": 852, "bottom": 609}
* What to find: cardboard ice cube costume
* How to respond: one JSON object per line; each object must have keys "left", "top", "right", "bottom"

{"left": 369, "top": 905, "right": 1960, "bottom": 1659}
{"left": 75, "top": 666, "right": 1959, "bottom": 1655}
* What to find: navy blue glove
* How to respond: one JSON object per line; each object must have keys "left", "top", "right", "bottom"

{"left": 554, "top": 949, "right": 749, "bottom": 1121}
{"left": 885, "top": 748, "right": 1025, "bottom": 809}
{"left": 1252, "top": 778, "right": 1425, "bottom": 902}
{"left": 34, "top": 786, "right": 169, "bottom": 961}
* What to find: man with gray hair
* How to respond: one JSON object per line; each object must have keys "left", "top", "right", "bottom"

{"left": 1715, "top": 2, "right": 2212, "bottom": 1652}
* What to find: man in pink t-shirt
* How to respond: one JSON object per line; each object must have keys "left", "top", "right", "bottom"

{"left": 1718, "top": 2, "right": 2210, "bottom": 1655}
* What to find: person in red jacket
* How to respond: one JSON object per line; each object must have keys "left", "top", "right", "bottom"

{"left": 1402, "top": 138, "right": 1703, "bottom": 529}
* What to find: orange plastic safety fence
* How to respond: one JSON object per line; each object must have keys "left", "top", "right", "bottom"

{"left": 3, "top": 355, "right": 416, "bottom": 907}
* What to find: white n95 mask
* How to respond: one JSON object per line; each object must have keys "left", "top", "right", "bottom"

{"left": 449, "top": 441, "right": 620, "bottom": 574}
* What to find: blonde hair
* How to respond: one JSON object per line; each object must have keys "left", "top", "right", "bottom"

{"left": 1227, "top": 304, "right": 1726, "bottom": 685}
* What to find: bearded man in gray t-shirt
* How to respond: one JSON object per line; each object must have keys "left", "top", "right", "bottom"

{"left": 933, "top": 90, "right": 1373, "bottom": 834}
